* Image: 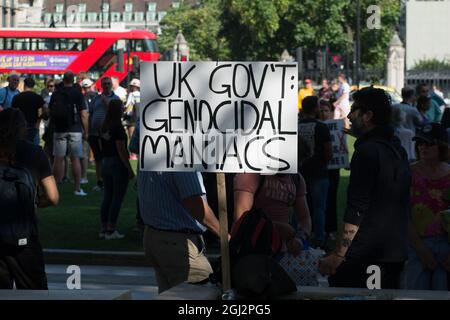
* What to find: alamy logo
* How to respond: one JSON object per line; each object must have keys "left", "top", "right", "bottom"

{"left": 366, "top": 265, "right": 381, "bottom": 289}
{"left": 367, "top": 5, "right": 381, "bottom": 30}
{"left": 66, "top": 265, "right": 81, "bottom": 290}
{"left": 67, "top": 5, "right": 80, "bottom": 24}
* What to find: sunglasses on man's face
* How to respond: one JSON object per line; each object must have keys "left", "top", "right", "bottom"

{"left": 47, "top": 85, "right": 54, "bottom": 88}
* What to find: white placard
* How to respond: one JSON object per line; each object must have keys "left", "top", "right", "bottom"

{"left": 139, "top": 62, "right": 298, "bottom": 173}
{"left": 324, "top": 119, "right": 349, "bottom": 169}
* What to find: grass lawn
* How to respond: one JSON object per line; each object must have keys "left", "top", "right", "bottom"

{"left": 38, "top": 160, "right": 143, "bottom": 251}
{"left": 38, "top": 137, "right": 356, "bottom": 252}
{"left": 336, "top": 136, "right": 356, "bottom": 229}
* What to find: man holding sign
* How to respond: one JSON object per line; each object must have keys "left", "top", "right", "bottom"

{"left": 139, "top": 170, "right": 221, "bottom": 293}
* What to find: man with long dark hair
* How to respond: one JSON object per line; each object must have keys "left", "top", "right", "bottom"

{"left": 320, "top": 87, "right": 411, "bottom": 289}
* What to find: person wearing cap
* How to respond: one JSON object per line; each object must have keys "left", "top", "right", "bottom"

{"left": 81, "top": 78, "right": 98, "bottom": 106}
{"left": 0, "top": 72, "right": 21, "bottom": 112}
{"left": 405, "top": 123, "right": 450, "bottom": 291}
{"left": 297, "top": 79, "right": 315, "bottom": 112}
{"left": 79, "top": 78, "right": 98, "bottom": 185}
{"left": 319, "top": 87, "right": 411, "bottom": 289}
{"left": 124, "top": 79, "right": 140, "bottom": 161}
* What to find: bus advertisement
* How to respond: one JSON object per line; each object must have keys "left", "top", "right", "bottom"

{"left": 0, "top": 28, "right": 161, "bottom": 86}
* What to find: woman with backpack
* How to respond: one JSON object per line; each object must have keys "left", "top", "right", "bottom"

{"left": 99, "top": 99, "right": 135, "bottom": 240}
{"left": 233, "top": 137, "right": 320, "bottom": 285}
{"left": 0, "top": 108, "right": 58, "bottom": 289}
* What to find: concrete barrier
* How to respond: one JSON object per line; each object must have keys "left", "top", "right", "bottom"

{"left": 0, "top": 290, "right": 132, "bottom": 300}
{"left": 156, "top": 283, "right": 220, "bottom": 300}
{"left": 156, "top": 284, "right": 450, "bottom": 300}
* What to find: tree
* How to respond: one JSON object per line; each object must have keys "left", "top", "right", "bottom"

{"left": 158, "top": 0, "right": 230, "bottom": 61}
{"left": 219, "top": 0, "right": 291, "bottom": 60}
{"left": 158, "top": 0, "right": 401, "bottom": 70}
{"left": 345, "top": 0, "right": 401, "bottom": 70}
{"left": 411, "top": 59, "right": 450, "bottom": 72}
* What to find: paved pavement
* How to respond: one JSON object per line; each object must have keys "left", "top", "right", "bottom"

{"left": 45, "top": 264, "right": 159, "bottom": 300}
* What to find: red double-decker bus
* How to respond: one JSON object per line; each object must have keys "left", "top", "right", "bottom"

{"left": 0, "top": 28, "right": 160, "bottom": 86}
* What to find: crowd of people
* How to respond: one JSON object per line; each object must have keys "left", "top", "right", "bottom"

{"left": 0, "top": 70, "right": 449, "bottom": 295}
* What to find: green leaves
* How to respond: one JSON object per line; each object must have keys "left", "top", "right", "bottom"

{"left": 158, "top": 1, "right": 230, "bottom": 61}
{"left": 157, "top": 0, "right": 401, "bottom": 69}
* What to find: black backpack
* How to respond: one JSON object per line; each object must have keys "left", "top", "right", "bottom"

{"left": 0, "top": 164, "right": 37, "bottom": 246}
{"left": 50, "top": 90, "right": 75, "bottom": 131}
{"left": 212, "top": 176, "right": 297, "bottom": 297}
{"left": 229, "top": 206, "right": 282, "bottom": 261}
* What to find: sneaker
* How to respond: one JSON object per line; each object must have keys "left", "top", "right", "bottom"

{"left": 92, "top": 185, "right": 103, "bottom": 192}
{"left": 74, "top": 189, "right": 88, "bottom": 196}
{"left": 105, "top": 230, "right": 125, "bottom": 240}
{"left": 98, "top": 232, "right": 105, "bottom": 239}
{"left": 80, "top": 178, "right": 89, "bottom": 185}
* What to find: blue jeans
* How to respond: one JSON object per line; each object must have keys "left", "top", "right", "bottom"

{"left": 404, "top": 236, "right": 449, "bottom": 290}
{"left": 305, "top": 177, "right": 329, "bottom": 244}
{"left": 101, "top": 157, "right": 129, "bottom": 231}
{"left": 27, "top": 127, "right": 40, "bottom": 146}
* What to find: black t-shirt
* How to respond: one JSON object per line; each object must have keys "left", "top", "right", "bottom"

{"left": 49, "top": 86, "right": 86, "bottom": 133}
{"left": 298, "top": 118, "right": 332, "bottom": 179}
{"left": 12, "top": 91, "right": 45, "bottom": 128}
{"left": 14, "top": 140, "right": 52, "bottom": 187}
{"left": 100, "top": 124, "right": 127, "bottom": 158}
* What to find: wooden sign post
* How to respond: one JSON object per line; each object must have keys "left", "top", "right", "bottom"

{"left": 216, "top": 172, "right": 231, "bottom": 292}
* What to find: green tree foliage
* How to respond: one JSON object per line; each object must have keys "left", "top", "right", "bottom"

{"left": 158, "top": 0, "right": 401, "bottom": 68}
{"left": 220, "top": 0, "right": 291, "bottom": 60}
{"left": 158, "top": 0, "right": 230, "bottom": 61}
{"left": 345, "top": 0, "right": 401, "bottom": 69}
{"left": 411, "top": 59, "right": 450, "bottom": 72}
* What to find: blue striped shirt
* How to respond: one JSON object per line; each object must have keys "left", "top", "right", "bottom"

{"left": 138, "top": 171, "right": 207, "bottom": 232}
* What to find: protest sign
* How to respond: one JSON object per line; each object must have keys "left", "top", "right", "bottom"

{"left": 140, "top": 62, "right": 298, "bottom": 173}
{"left": 324, "top": 119, "right": 349, "bottom": 169}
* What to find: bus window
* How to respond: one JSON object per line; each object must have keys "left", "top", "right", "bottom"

{"left": 45, "top": 38, "right": 57, "bottom": 51}
{"left": 14, "top": 39, "right": 30, "bottom": 50}
{"left": 58, "top": 39, "right": 81, "bottom": 51}
{"left": 131, "top": 40, "right": 145, "bottom": 52}
{"left": 130, "top": 39, "right": 158, "bottom": 52}
{"left": 30, "top": 39, "right": 49, "bottom": 51}
{"left": 144, "top": 39, "right": 158, "bottom": 52}
{"left": 113, "top": 40, "right": 128, "bottom": 52}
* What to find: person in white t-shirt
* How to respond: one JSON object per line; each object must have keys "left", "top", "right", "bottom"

{"left": 124, "top": 79, "right": 140, "bottom": 160}
{"left": 333, "top": 73, "right": 351, "bottom": 127}
{"left": 111, "top": 76, "right": 128, "bottom": 103}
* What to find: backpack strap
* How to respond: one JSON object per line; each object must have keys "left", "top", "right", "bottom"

{"left": 1, "top": 87, "right": 8, "bottom": 107}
